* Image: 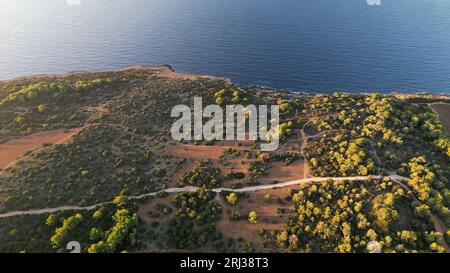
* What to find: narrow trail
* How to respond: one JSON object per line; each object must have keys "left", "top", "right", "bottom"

{"left": 0, "top": 167, "right": 447, "bottom": 252}
{"left": 299, "top": 126, "right": 310, "bottom": 178}
{"left": 0, "top": 174, "right": 402, "bottom": 218}
{"left": 298, "top": 113, "right": 315, "bottom": 179}
{"left": 0, "top": 146, "right": 448, "bottom": 252}
{"left": 367, "top": 139, "right": 382, "bottom": 173}
{"left": 387, "top": 172, "right": 450, "bottom": 253}
{"left": 0, "top": 105, "right": 448, "bottom": 251}
{"left": 430, "top": 214, "right": 450, "bottom": 253}
{"left": 427, "top": 103, "right": 443, "bottom": 122}
{"left": 297, "top": 109, "right": 343, "bottom": 179}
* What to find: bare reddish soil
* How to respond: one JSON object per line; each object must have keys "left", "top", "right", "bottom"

{"left": 0, "top": 128, "right": 82, "bottom": 169}
{"left": 215, "top": 186, "right": 304, "bottom": 250}
{"left": 162, "top": 141, "right": 307, "bottom": 188}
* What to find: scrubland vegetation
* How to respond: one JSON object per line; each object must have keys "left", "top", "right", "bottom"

{"left": 305, "top": 93, "right": 450, "bottom": 228}
{"left": 0, "top": 67, "right": 448, "bottom": 253}
{"left": 277, "top": 178, "right": 447, "bottom": 253}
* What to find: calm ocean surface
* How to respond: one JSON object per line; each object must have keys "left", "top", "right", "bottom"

{"left": 1, "top": 0, "right": 450, "bottom": 93}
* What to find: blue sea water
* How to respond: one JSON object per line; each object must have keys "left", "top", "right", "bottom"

{"left": 1, "top": 0, "right": 450, "bottom": 93}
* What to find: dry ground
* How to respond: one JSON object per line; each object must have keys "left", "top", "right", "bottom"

{"left": 161, "top": 141, "right": 307, "bottom": 188}
{"left": 0, "top": 128, "right": 82, "bottom": 170}
{"left": 215, "top": 185, "right": 305, "bottom": 250}
{"left": 430, "top": 103, "right": 450, "bottom": 134}
{"left": 136, "top": 185, "right": 305, "bottom": 252}
{"left": 138, "top": 197, "right": 174, "bottom": 226}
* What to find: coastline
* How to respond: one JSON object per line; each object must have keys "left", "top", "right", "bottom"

{"left": 1, "top": 65, "right": 450, "bottom": 99}
{"left": 0, "top": 64, "right": 231, "bottom": 85}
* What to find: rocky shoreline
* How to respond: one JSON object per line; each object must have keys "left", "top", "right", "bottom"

{"left": 1, "top": 65, "right": 450, "bottom": 102}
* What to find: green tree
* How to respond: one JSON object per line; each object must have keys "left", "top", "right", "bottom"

{"left": 87, "top": 241, "right": 110, "bottom": 253}
{"left": 248, "top": 211, "right": 258, "bottom": 224}
{"left": 89, "top": 227, "right": 104, "bottom": 242}
{"left": 50, "top": 213, "right": 83, "bottom": 249}
{"left": 46, "top": 214, "right": 58, "bottom": 227}
{"left": 226, "top": 192, "right": 238, "bottom": 205}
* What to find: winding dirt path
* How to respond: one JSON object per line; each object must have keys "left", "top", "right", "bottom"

{"left": 0, "top": 172, "right": 447, "bottom": 252}
{"left": 0, "top": 104, "right": 447, "bottom": 251}
{"left": 299, "top": 127, "right": 310, "bottom": 178}
{"left": 0, "top": 175, "right": 399, "bottom": 218}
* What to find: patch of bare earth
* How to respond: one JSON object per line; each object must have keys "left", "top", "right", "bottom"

{"left": 162, "top": 141, "right": 307, "bottom": 188}
{"left": 216, "top": 186, "right": 302, "bottom": 251}
{"left": 137, "top": 185, "right": 303, "bottom": 252}
{"left": 430, "top": 103, "right": 450, "bottom": 134}
{"left": 162, "top": 142, "right": 230, "bottom": 160}
{"left": 261, "top": 160, "right": 306, "bottom": 183}
{"left": 168, "top": 161, "right": 195, "bottom": 187}
{"left": 85, "top": 102, "right": 109, "bottom": 123}
{"left": 162, "top": 138, "right": 253, "bottom": 158}
{"left": 0, "top": 128, "right": 82, "bottom": 170}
